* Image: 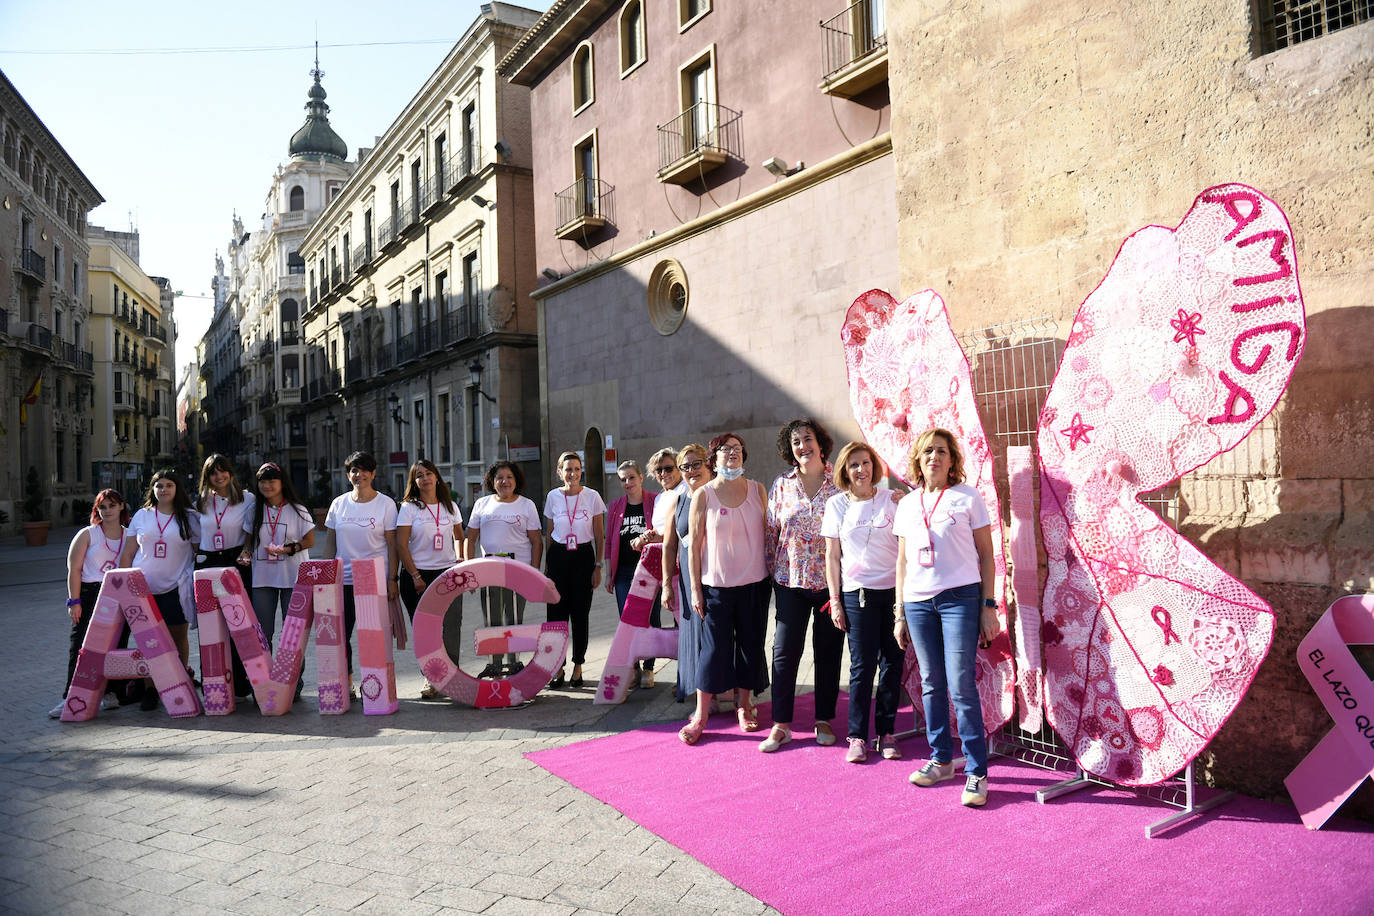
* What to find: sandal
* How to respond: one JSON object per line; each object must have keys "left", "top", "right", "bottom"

{"left": 679, "top": 716, "right": 705, "bottom": 745}
{"left": 738, "top": 705, "right": 761, "bottom": 733}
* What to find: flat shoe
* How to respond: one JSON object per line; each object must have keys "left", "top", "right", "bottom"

{"left": 758, "top": 726, "right": 791, "bottom": 753}
{"left": 550, "top": 670, "right": 567, "bottom": 689}
{"left": 738, "top": 705, "right": 761, "bottom": 732}
{"left": 814, "top": 722, "right": 837, "bottom": 746}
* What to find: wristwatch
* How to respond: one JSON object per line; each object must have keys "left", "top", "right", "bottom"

{"left": 982, "top": 598, "right": 997, "bottom": 609}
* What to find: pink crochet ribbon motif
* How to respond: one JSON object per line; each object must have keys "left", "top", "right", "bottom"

{"left": 596, "top": 545, "right": 680, "bottom": 705}
{"left": 1006, "top": 446, "right": 1042, "bottom": 732}
{"left": 841, "top": 288, "right": 1014, "bottom": 737}
{"left": 1038, "top": 183, "right": 1304, "bottom": 785}
{"left": 1284, "top": 594, "right": 1374, "bottom": 830}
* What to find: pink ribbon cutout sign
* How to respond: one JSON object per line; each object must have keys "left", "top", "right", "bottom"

{"left": 412, "top": 557, "right": 566, "bottom": 708}
{"left": 1285, "top": 594, "right": 1374, "bottom": 830}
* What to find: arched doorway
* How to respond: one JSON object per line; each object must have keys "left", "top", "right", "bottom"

{"left": 583, "top": 426, "right": 604, "bottom": 499}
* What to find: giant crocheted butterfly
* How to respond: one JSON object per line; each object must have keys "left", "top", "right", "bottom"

{"left": 841, "top": 184, "right": 1304, "bottom": 785}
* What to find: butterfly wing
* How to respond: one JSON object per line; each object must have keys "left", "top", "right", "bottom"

{"left": 842, "top": 288, "right": 1014, "bottom": 735}
{"left": 1038, "top": 184, "right": 1304, "bottom": 784}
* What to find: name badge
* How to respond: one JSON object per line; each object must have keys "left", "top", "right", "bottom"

{"left": 566, "top": 535, "right": 578, "bottom": 550}
{"left": 434, "top": 532, "right": 445, "bottom": 551}
{"left": 918, "top": 545, "right": 934, "bottom": 567}
{"left": 154, "top": 541, "right": 167, "bottom": 559}
{"left": 101, "top": 560, "right": 115, "bottom": 573}
{"left": 267, "top": 548, "right": 282, "bottom": 561}
{"left": 212, "top": 532, "right": 225, "bottom": 550}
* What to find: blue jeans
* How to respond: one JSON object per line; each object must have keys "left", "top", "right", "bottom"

{"left": 904, "top": 582, "right": 987, "bottom": 778}
{"left": 843, "top": 587, "right": 904, "bottom": 740}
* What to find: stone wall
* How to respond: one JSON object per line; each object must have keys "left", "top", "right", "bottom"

{"left": 887, "top": 3, "right": 1373, "bottom": 814}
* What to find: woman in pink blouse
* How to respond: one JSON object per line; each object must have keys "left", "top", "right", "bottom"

{"left": 759, "top": 418, "right": 846, "bottom": 753}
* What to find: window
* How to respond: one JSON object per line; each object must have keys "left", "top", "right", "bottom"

{"left": 281, "top": 299, "right": 299, "bottom": 344}
{"left": 434, "top": 133, "right": 447, "bottom": 190}
{"left": 342, "top": 233, "right": 350, "bottom": 273}
{"left": 462, "top": 252, "right": 480, "bottom": 311}
{"left": 467, "top": 387, "right": 482, "bottom": 462}
{"left": 680, "top": 49, "right": 718, "bottom": 150}
{"left": 288, "top": 251, "right": 305, "bottom": 274}
{"left": 411, "top": 160, "right": 422, "bottom": 220}
{"left": 289, "top": 185, "right": 305, "bottom": 211}
{"left": 390, "top": 180, "right": 401, "bottom": 226}
{"left": 75, "top": 433, "right": 84, "bottom": 482}
{"left": 413, "top": 398, "right": 427, "bottom": 459}
{"left": 572, "top": 42, "right": 595, "bottom": 112}
{"left": 282, "top": 353, "right": 299, "bottom": 388}
{"left": 364, "top": 210, "right": 374, "bottom": 258}
{"left": 679, "top": 0, "right": 710, "bottom": 29}
{"left": 462, "top": 103, "right": 478, "bottom": 173}
{"left": 1256, "top": 1, "right": 1372, "bottom": 52}
{"left": 72, "top": 259, "right": 80, "bottom": 296}
{"left": 53, "top": 244, "right": 63, "bottom": 289}
{"left": 575, "top": 133, "right": 599, "bottom": 217}
{"left": 438, "top": 392, "right": 451, "bottom": 463}
{"left": 647, "top": 258, "right": 690, "bottom": 335}
{"left": 435, "top": 271, "right": 448, "bottom": 314}
{"left": 620, "top": 1, "right": 647, "bottom": 74}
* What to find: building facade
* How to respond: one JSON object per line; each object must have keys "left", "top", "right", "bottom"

{"left": 300, "top": 2, "right": 543, "bottom": 505}
{"left": 883, "top": 4, "right": 1372, "bottom": 807}
{"left": 87, "top": 227, "right": 177, "bottom": 494}
{"left": 498, "top": 0, "right": 899, "bottom": 495}
{"left": 175, "top": 356, "right": 202, "bottom": 472}
{"left": 0, "top": 69, "right": 103, "bottom": 531}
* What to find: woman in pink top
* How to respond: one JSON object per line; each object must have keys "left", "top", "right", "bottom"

{"left": 681, "top": 432, "right": 771, "bottom": 744}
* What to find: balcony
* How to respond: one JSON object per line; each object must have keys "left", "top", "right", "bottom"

{"left": 278, "top": 387, "right": 302, "bottom": 406}
{"left": 657, "top": 102, "right": 743, "bottom": 185}
{"left": 330, "top": 265, "right": 341, "bottom": 288}
{"left": 555, "top": 178, "right": 614, "bottom": 240}
{"left": 55, "top": 339, "right": 94, "bottom": 373}
{"left": 352, "top": 242, "right": 368, "bottom": 276}
{"left": 375, "top": 345, "right": 394, "bottom": 374}
{"left": 399, "top": 196, "right": 421, "bottom": 234}
{"left": 819, "top": 0, "right": 888, "bottom": 98}
{"left": 17, "top": 247, "right": 46, "bottom": 283}
{"left": 378, "top": 215, "right": 401, "bottom": 251}
{"left": 144, "top": 323, "right": 168, "bottom": 347}
{"left": 279, "top": 274, "right": 306, "bottom": 293}
{"left": 26, "top": 323, "right": 53, "bottom": 352}
{"left": 345, "top": 356, "right": 363, "bottom": 385}
{"left": 113, "top": 390, "right": 134, "bottom": 413}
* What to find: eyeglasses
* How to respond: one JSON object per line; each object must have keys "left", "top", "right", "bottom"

{"left": 653, "top": 465, "right": 676, "bottom": 476}
{"left": 716, "top": 444, "right": 743, "bottom": 454}
{"left": 678, "top": 460, "right": 705, "bottom": 472}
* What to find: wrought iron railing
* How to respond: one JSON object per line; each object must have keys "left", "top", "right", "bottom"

{"left": 657, "top": 102, "right": 743, "bottom": 172}
{"left": 820, "top": 0, "right": 887, "bottom": 78}
{"left": 555, "top": 178, "right": 615, "bottom": 231}
{"left": 352, "top": 242, "right": 367, "bottom": 274}
{"left": 21, "top": 247, "right": 46, "bottom": 280}
{"left": 27, "top": 324, "right": 52, "bottom": 351}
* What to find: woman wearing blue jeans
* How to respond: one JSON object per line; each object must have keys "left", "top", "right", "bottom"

{"left": 893, "top": 428, "right": 1001, "bottom": 807}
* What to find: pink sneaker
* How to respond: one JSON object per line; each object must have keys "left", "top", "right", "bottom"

{"left": 845, "top": 737, "right": 868, "bottom": 763}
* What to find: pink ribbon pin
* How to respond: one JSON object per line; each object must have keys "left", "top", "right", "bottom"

{"left": 1284, "top": 594, "right": 1374, "bottom": 829}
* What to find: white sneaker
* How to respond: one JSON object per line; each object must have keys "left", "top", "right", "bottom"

{"left": 48, "top": 700, "right": 66, "bottom": 719}
{"left": 101, "top": 693, "right": 120, "bottom": 711}
{"left": 961, "top": 774, "right": 989, "bottom": 807}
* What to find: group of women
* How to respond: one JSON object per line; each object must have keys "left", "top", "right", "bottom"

{"left": 52, "top": 423, "right": 999, "bottom": 807}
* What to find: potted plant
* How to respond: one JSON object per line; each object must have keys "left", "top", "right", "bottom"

{"left": 21, "top": 466, "right": 50, "bottom": 547}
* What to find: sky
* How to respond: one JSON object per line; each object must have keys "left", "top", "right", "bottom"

{"left": 0, "top": 0, "right": 550, "bottom": 380}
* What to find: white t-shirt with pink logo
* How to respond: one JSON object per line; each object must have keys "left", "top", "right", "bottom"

{"left": 820, "top": 488, "right": 899, "bottom": 591}
{"left": 892, "top": 482, "right": 990, "bottom": 602}
{"left": 543, "top": 486, "right": 606, "bottom": 548}
{"left": 326, "top": 493, "right": 398, "bottom": 585}
{"left": 469, "top": 494, "right": 541, "bottom": 565}
{"left": 396, "top": 499, "right": 462, "bottom": 570}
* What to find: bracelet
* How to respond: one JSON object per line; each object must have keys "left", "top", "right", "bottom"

{"left": 66, "top": 598, "right": 81, "bottom": 608}
{"left": 390, "top": 575, "right": 400, "bottom": 581}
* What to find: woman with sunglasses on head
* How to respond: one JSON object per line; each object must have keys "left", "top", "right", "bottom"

{"left": 760, "top": 418, "right": 846, "bottom": 754}
{"left": 466, "top": 460, "right": 543, "bottom": 678}
{"left": 238, "top": 463, "right": 314, "bottom": 658}
{"left": 324, "top": 451, "right": 399, "bottom": 695}
{"left": 197, "top": 454, "right": 256, "bottom": 698}
{"left": 822, "top": 442, "right": 905, "bottom": 764}
{"left": 605, "top": 459, "right": 659, "bottom": 688}
{"left": 660, "top": 444, "right": 711, "bottom": 703}
{"left": 636, "top": 447, "right": 686, "bottom": 549}
{"left": 680, "top": 432, "right": 771, "bottom": 744}
{"left": 396, "top": 459, "right": 465, "bottom": 698}
{"left": 893, "top": 428, "right": 1000, "bottom": 807}
{"left": 120, "top": 469, "right": 201, "bottom": 710}
{"left": 543, "top": 450, "right": 606, "bottom": 690}
{"left": 51, "top": 489, "right": 131, "bottom": 718}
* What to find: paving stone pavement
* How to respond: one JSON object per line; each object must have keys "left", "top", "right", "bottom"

{"left": 0, "top": 527, "right": 818, "bottom": 915}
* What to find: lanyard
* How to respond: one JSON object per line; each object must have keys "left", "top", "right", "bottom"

{"left": 212, "top": 494, "right": 230, "bottom": 531}
{"left": 564, "top": 490, "right": 581, "bottom": 534}
{"left": 427, "top": 501, "right": 444, "bottom": 531}
{"left": 154, "top": 509, "right": 175, "bottom": 540}
{"left": 266, "top": 504, "right": 283, "bottom": 543}
{"left": 920, "top": 486, "right": 947, "bottom": 537}
{"left": 103, "top": 528, "right": 124, "bottom": 558}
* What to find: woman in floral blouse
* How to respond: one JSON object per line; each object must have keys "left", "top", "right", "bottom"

{"left": 759, "top": 418, "right": 846, "bottom": 752}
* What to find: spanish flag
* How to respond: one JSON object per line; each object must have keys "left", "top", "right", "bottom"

{"left": 20, "top": 374, "right": 41, "bottom": 425}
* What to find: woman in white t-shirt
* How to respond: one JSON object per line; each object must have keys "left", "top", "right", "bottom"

{"left": 196, "top": 453, "right": 256, "bottom": 697}
{"left": 892, "top": 428, "right": 1000, "bottom": 807}
{"left": 119, "top": 469, "right": 202, "bottom": 711}
{"left": 543, "top": 450, "right": 606, "bottom": 690}
{"left": 397, "top": 459, "right": 465, "bottom": 697}
{"left": 465, "top": 460, "right": 543, "bottom": 678}
{"left": 238, "top": 463, "right": 314, "bottom": 651}
{"left": 822, "top": 442, "right": 905, "bottom": 764}
{"left": 324, "top": 451, "right": 399, "bottom": 687}
{"left": 51, "top": 489, "right": 131, "bottom": 718}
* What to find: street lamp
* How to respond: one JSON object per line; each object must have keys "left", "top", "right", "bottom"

{"left": 467, "top": 359, "right": 497, "bottom": 404}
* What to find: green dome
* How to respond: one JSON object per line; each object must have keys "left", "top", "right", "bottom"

{"left": 289, "top": 72, "right": 347, "bottom": 162}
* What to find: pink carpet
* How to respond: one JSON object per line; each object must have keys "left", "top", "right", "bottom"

{"left": 527, "top": 694, "right": 1374, "bottom": 915}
